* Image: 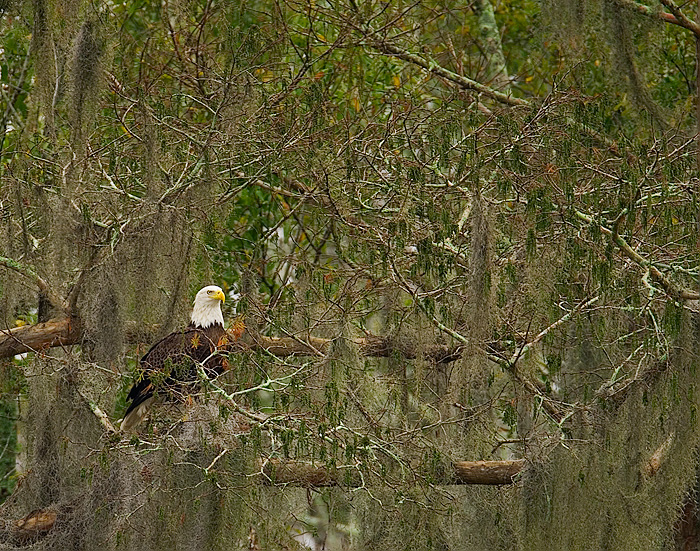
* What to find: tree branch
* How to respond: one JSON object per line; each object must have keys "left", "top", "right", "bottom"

{"left": 367, "top": 40, "right": 621, "bottom": 156}
{"left": 259, "top": 458, "right": 358, "bottom": 487}
{"left": 642, "top": 432, "right": 674, "bottom": 478}
{"left": 0, "top": 458, "right": 524, "bottom": 543}
{"left": 0, "top": 317, "right": 81, "bottom": 359}
{"left": 247, "top": 334, "right": 464, "bottom": 364}
{"left": 0, "top": 508, "right": 57, "bottom": 545}
{"left": 657, "top": 0, "right": 700, "bottom": 35}
{"left": 258, "top": 458, "right": 525, "bottom": 486}
{"left": 77, "top": 388, "right": 117, "bottom": 433}
{"left": 453, "top": 459, "right": 525, "bottom": 484}
{"left": 0, "top": 315, "right": 466, "bottom": 362}
{"left": 596, "top": 353, "right": 670, "bottom": 406}
{"left": 0, "top": 256, "right": 68, "bottom": 314}
{"left": 575, "top": 209, "right": 699, "bottom": 301}
{"left": 369, "top": 40, "right": 528, "bottom": 107}
{"left": 489, "top": 297, "right": 600, "bottom": 423}
{"left": 609, "top": 0, "right": 688, "bottom": 27}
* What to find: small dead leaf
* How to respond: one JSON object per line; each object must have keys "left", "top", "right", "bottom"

{"left": 230, "top": 318, "right": 246, "bottom": 341}
{"left": 191, "top": 333, "right": 201, "bottom": 349}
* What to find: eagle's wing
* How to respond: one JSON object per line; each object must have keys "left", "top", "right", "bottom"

{"left": 121, "top": 327, "right": 224, "bottom": 431}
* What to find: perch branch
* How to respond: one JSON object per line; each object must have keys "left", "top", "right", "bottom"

{"left": 0, "top": 317, "right": 81, "bottom": 359}
{"left": 0, "top": 316, "right": 464, "bottom": 362}
{"left": 258, "top": 458, "right": 525, "bottom": 486}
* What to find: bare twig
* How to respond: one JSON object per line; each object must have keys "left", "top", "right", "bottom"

{"left": 77, "top": 388, "right": 117, "bottom": 433}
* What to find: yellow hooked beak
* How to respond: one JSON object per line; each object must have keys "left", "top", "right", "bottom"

{"left": 214, "top": 289, "right": 225, "bottom": 303}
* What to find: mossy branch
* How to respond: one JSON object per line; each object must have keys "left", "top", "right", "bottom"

{"left": 369, "top": 40, "right": 527, "bottom": 107}
{"left": 258, "top": 458, "right": 525, "bottom": 486}
{"left": 1, "top": 508, "right": 57, "bottom": 545}
{"left": 610, "top": 0, "right": 694, "bottom": 29}
{"left": 0, "top": 316, "right": 465, "bottom": 362}
{"left": 474, "top": 0, "right": 510, "bottom": 92}
{"left": 77, "top": 388, "right": 117, "bottom": 433}
{"left": 0, "top": 255, "right": 68, "bottom": 314}
{"left": 657, "top": 0, "right": 700, "bottom": 36}
{"left": 596, "top": 353, "right": 670, "bottom": 406}
{"left": 247, "top": 334, "right": 464, "bottom": 363}
{"left": 493, "top": 297, "right": 600, "bottom": 423}
{"left": 642, "top": 432, "right": 674, "bottom": 478}
{"left": 0, "top": 317, "right": 81, "bottom": 358}
{"left": 574, "top": 210, "right": 699, "bottom": 301}
{"left": 1, "top": 457, "right": 524, "bottom": 543}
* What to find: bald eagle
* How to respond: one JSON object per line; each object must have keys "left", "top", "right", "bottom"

{"left": 120, "top": 285, "right": 232, "bottom": 431}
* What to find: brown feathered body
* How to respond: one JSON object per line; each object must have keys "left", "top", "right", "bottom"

{"left": 127, "top": 324, "right": 226, "bottom": 406}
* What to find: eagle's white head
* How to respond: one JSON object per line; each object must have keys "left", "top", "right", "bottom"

{"left": 190, "top": 285, "right": 226, "bottom": 328}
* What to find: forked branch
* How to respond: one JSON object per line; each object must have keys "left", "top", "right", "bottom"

{"left": 575, "top": 210, "right": 699, "bottom": 301}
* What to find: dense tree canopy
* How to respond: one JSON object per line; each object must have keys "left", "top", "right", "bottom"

{"left": 1, "top": 0, "right": 700, "bottom": 549}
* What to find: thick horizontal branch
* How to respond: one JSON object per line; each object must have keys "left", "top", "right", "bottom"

{"left": 0, "top": 317, "right": 81, "bottom": 358}
{"left": 0, "top": 316, "right": 464, "bottom": 363}
{"left": 453, "top": 459, "right": 525, "bottom": 484}
{"left": 259, "top": 458, "right": 358, "bottom": 487}
{"left": 259, "top": 458, "right": 525, "bottom": 487}
{"left": 0, "top": 317, "right": 570, "bottom": 431}
{"left": 0, "top": 317, "right": 568, "bottom": 428}
{"left": 248, "top": 334, "right": 463, "bottom": 364}
{"left": 1, "top": 458, "right": 524, "bottom": 543}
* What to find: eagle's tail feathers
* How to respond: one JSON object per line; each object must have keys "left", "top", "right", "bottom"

{"left": 119, "top": 396, "right": 156, "bottom": 432}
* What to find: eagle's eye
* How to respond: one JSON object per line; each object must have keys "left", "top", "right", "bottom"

{"left": 207, "top": 290, "right": 213, "bottom": 294}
